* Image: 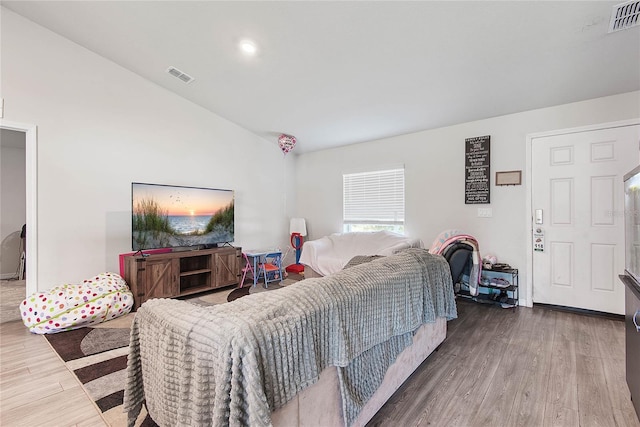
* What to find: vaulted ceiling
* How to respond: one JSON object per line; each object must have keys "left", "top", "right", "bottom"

{"left": 3, "top": 1, "right": 639, "bottom": 153}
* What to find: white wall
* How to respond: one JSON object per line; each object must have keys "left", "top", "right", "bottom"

{"left": 0, "top": 129, "right": 26, "bottom": 278}
{"left": 295, "top": 91, "right": 640, "bottom": 304}
{"left": 1, "top": 8, "right": 296, "bottom": 291}
{"left": 4, "top": 5, "right": 638, "bottom": 298}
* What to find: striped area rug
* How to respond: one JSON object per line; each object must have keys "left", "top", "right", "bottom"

{"left": 44, "top": 276, "right": 301, "bottom": 426}
{"left": 44, "top": 313, "right": 152, "bottom": 426}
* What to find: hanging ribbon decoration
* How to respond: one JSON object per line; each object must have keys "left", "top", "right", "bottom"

{"left": 278, "top": 134, "right": 297, "bottom": 155}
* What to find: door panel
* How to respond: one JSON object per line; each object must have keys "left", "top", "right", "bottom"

{"left": 551, "top": 178, "right": 573, "bottom": 224}
{"left": 591, "top": 244, "right": 615, "bottom": 292}
{"left": 146, "top": 259, "right": 177, "bottom": 299}
{"left": 550, "top": 242, "right": 573, "bottom": 287}
{"left": 532, "top": 125, "right": 639, "bottom": 314}
{"left": 214, "top": 251, "right": 239, "bottom": 287}
{"left": 591, "top": 176, "right": 615, "bottom": 225}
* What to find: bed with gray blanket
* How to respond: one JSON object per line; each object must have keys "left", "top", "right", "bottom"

{"left": 124, "top": 248, "right": 457, "bottom": 426}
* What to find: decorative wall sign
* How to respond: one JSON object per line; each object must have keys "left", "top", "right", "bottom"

{"left": 496, "top": 170, "right": 522, "bottom": 186}
{"left": 465, "top": 135, "right": 490, "bottom": 204}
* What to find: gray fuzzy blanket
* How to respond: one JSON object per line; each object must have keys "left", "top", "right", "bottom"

{"left": 123, "top": 248, "right": 456, "bottom": 426}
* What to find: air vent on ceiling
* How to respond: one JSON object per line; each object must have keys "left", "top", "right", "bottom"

{"left": 609, "top": 0, "right": 640, "bottom": 32}
{"left": 166, "top": 66, "right": 195, "bottom": 84}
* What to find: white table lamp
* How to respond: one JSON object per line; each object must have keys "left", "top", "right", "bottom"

{"left": 290, "top": 218, "right": 307, "bottom": 236}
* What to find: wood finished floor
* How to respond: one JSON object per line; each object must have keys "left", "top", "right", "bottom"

{"left": 0, "top": 299, "right": 638, "bottom": 426}
{"left": 0, "top": 320, "right": 106, "bottom": 426}
{"left": 369, "top": 300, "right": 640, "bottom": 427}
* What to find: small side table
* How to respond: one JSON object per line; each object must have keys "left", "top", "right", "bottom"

{"left": 245, "top": 250, "right": 283, "bottom": 287}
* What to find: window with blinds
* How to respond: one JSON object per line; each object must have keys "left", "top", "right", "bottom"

{"left": 343, "top": 168, "right": 405, "bottom": 233}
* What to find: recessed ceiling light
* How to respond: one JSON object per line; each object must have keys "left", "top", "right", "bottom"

{"left": 239, "top": 39, "right": 257, "bottom": 56}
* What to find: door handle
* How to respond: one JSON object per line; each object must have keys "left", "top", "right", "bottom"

{"left": 634, "top": 310, "right": 640, "bottom": 332}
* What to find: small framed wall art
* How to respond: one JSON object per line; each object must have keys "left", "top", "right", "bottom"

{"left": 495, "top": 170, "right": 522, "bottom": 186}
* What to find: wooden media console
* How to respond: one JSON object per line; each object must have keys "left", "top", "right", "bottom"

{"left": 124, "top": 246, "right": 241, "bottom": 310}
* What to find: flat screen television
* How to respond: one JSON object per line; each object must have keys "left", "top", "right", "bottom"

{"left": 624, "top": 166, "right": 640, "bottom": 288}
{"left": 132, "top": 182, "right": 234, "bottom": 251}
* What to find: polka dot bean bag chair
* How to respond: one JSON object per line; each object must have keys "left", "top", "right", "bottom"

{"left": 21, "top": 272, "right": 134, "bottom": 334}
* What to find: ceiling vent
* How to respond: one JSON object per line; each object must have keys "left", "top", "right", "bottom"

{"left": 609, "top": 0, "right": 640, "bottom": 32}
{"left": 166, "top": 66, "right": 195, "bottom": 84}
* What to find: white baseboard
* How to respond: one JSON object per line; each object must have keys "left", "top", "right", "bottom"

{"left": 0, "top": 273, "right": 20, "bottom": 280}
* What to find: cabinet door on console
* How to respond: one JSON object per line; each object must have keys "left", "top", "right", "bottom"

{"left": 145, "top": 258, "right": 179, "bottom": 300}
{"left": 214, "top": 250, "right": 240, "bottom": 288}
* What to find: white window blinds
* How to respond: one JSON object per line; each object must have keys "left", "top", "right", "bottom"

{"left": 343, "top": 168, "right": 405, "bottom": 225}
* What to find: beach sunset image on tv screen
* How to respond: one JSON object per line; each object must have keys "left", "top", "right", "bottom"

{"left": 132, "top": 182, "right": 234, "bottom": 250}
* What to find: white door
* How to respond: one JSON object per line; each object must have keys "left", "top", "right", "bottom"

{"left": 532, "top": 124, "right": 639, "bottom": 314}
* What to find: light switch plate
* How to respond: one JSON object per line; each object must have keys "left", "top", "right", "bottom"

{"left": 477, "top": 207, "right": 493, "bottom": 217}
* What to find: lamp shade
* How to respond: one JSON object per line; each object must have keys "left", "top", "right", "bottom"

{"left": 289, "top": 218, "right": 307, "bottom": 236}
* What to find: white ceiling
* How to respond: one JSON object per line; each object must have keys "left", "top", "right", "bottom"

{"left": 3, "top": 1, "right": 640, "bottom": 154}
